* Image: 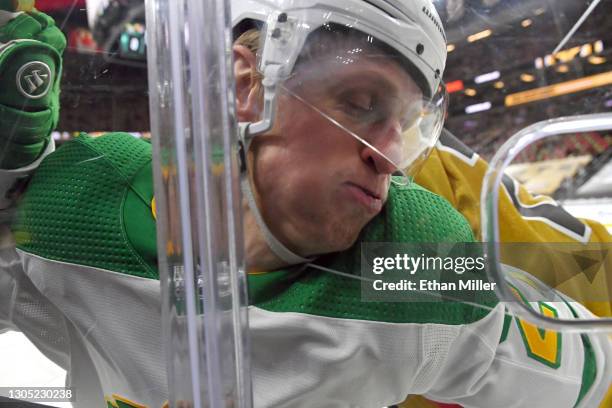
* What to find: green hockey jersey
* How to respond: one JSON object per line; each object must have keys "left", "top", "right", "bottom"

{"left": 1, "top": 132, "right": 610, "bottom": 408}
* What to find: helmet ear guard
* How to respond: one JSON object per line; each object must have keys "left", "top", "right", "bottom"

{"left": 258, "top": 11, "right": 303, "bottom": 73}
{"left": 244, "top": 10, "right": 305, "bottom": 138}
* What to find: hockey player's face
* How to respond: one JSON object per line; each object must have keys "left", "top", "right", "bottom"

{"left": 248, "top": 53, "right": 419, "bottom": 255}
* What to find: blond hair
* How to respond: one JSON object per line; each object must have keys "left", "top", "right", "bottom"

{"left": 235, "top": 28, "right": 264, "bottom": 97}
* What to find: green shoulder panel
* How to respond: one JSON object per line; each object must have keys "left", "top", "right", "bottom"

{"left": 371, "top": 180, "right": 475, "bottom": 243}
{"left": 15, "top": 141, "right": 494, "bottom": 325}
{"left": 251, "top": 181, "right": 497, "bottom": 325}
{"left": 13, "top": 132, "right": 158, "bottom": 279}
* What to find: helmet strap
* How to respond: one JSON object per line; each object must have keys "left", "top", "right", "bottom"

{"left": 238, "top": 123, "right": 314, "bottom": 266}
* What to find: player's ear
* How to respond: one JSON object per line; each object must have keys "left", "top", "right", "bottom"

{"left": 233, "top": 44, "right": 261, "bottom": 122}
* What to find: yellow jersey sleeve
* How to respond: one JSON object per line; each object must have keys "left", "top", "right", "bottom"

{"left": 414, "top": 129, "right": 612, "bottom": 318}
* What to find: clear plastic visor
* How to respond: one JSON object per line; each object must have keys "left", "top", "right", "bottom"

{"left": 273, "top": 29, "right": 448, "bottom": 182}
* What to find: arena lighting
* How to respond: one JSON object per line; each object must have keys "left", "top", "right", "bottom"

{"left": 521, "top": 19, "right": 532, "bottom": 27}
{"left": 447, "top": 44, "right": 455, "bottom": 53}
{"left": 556, "top": 64, "right": 569, "bottom": 73}
{"left": 534, "top": 41, "right": 604, "bottom": 69}
{"left": 474, "top": 70, "right": 500, "bottom": 84}
{"left": 494, "top": 81, "right": 504, "bottom": 89}
{"left": 535, "top": 59, "right": 544, "bottom": 69}
{"left": 505, "top": 70, "right": 612, "bottom": 107}
{"left": 467, "top": 29, "right": 492, "bottom": 43}
{"left": 580, "top": 44, "right": 593, "bottom": 58}
{"left": 464, "top": 88, "right": 477, "bottom": 96}
{"left": 589, "top": 56, "right": 606, "bottom": 65}
{"left": 556, "top": 47, "right": 585, "bottom": 63}
{"left": 533, "top": 7, "right": 546, "bottom": 15}
{"left": 446, "top": 79, "right": 464, "bottom": 93}
{"left": 520, "top": 73, "right": 536, "bottom": 82}
{"left": 465, "top": 101, "right": 492, "bottom": 114}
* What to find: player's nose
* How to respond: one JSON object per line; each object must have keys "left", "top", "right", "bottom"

{"left": 360, "top": 119, "right": 402, "bottom": 175}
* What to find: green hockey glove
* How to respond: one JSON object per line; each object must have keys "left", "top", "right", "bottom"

{"left": 0, "top": 8, "right": 65, "bottom": 170}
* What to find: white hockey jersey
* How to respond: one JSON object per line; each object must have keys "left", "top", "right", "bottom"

{"left": 0, "top": 133, "right": 610, "bottom": 408}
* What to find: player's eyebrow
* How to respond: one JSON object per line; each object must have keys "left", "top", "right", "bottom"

{"left": 327, "top": 71, "right": 421, "bottom": 104}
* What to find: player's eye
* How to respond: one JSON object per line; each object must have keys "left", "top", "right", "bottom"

{"left": 338, "top": 91, "right": 378, "bottom": 120}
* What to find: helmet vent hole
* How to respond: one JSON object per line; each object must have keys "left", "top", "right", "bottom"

{"left": 416, "top": 43, "right": 424, "bottom": 55}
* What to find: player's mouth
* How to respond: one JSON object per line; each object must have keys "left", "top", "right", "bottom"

{"left": 343, "top": 182, "right": 384, "bottom": 214}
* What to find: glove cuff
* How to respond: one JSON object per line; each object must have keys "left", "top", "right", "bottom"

{"left": 0, "top": 136, "right": 54, "bottom": 210}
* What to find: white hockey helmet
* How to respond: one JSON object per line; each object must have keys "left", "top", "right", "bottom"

{"left": 231, "top": 0, "right": 449, "bottom": 180}
{"left": 231, "top": 0, "right": 447, "bottom": 98}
